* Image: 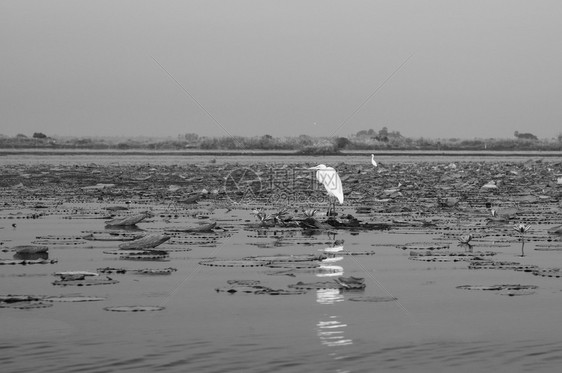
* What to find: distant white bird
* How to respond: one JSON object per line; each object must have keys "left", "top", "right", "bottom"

{"left": 383, "top": 182, "right": 402, "bottom": 195}
{"left": 309, "top": 164, "right": 344, "bottom": 216}
{"left": 371, "top": 154, "right": 377, "bottom": 167}
{"left": 481, "top": 180, "right": 498, "bottom": 189}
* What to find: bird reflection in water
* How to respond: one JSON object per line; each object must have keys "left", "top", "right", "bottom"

{"left": 315, "top": 242, "right": 353, "bottom": 349}
{"left": 317, "top": 243, "right": 344, "bottom": 278}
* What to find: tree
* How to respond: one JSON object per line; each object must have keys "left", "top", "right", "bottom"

{"left": 378, "top": 127, "right": 389, "bottom": 138}
{"left": 184, "top": 133, "right": 199, "bottom": 142}
{"left": 33, "top": 132, "right": 47, "bottom": 139}
{"left": 514, "top": 131, "right": 538, "bottom": 140}
{"left": 334, "top": 137, "right": 350, "bottom": 149}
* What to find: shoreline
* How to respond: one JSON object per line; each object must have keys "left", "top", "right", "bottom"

{"left": 1, "top": 149, "right": 562, "bottom": 157}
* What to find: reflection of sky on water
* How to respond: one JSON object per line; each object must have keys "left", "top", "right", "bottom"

{"left": 315, "top": 242, "right": 353, "bottom": 352}
{"left": 317, "top": 244, "right": 344, "bottom": 277}
{"left": 316, "top": 265, "right": 344, "bottom": 277}
{"left": 316, "top": 254, "right": 344, "bottom": 278}
{"left": 317, "top": 315, "right": 353, "bottom": 347}
{"left": 323, "top": 245, "right": 344, "bottom": 253}
{"left": 316, "top": 288, "right": 345, "bottom": 305}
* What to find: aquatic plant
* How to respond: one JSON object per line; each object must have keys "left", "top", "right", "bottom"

{"left": 513, "top": 223, "right": 531, "bottom": 256}
{"left": 458, "top": 234, "right": 473, "bottom": 245}
{"left": 302, "top": 209, "right": 317, "bottom": 218}
{"left": 251, "top": 208, "right": 289, "bottom": 226}
{"left": 457, "top": 234, "right": 473, "bottom": 251}
{"left": 251, "top": 209, "right": 272, "bottom": 225}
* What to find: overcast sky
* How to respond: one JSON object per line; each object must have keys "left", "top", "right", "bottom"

{"left": 2, "top": 1, "right": 561, "bottom": 140}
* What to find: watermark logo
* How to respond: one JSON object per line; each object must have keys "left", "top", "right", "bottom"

{"left": 223, "top": 166, "right": 330, "bottom": 204}
{"left": 224, "top": 167, "right": 263, "bottom": 203}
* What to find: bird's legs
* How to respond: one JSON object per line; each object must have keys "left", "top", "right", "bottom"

{"left": 327, "top": 196, "right": 336, "bottom": 217}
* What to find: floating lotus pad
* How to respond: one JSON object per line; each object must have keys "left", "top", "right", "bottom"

{"left": 533, "top": 268, "right": 562, "bottom": 278}
{"left": 105, "top": 213, "right": 150, "bottom": 227}
{"left": 104, "top": 250, "right": 170, "bottom": 261}
{"left": 118, "top": 234, "right": 171, "bottom": 250}
{"left": 36, "top": 234, "right": 91, "bottom": 241}
{"left": 0, "top": 258, "right": 58, "bottom": 265}
{"left": 12, "top": 245, "right": 49, "bottom": 254}
{"left": 408, "top": 251, "right": 497, "bottom": 262}
{"left": 215, "top": 280, "right": 308, "bottom": 295}
{"left": 158, "top": 239, "right": 209, "bottom": 247}
{"left": 0, "top": 294, "right": 53, "bottom": 309}
{"left": 468, "top": 260, "right": 539, "bottom": 272}
{"left": 410, "top": 250, "right": 496, "bottom": 257}
{"left": 32, "top": 239, "right": 86, "bottom": 246}
{"left": 97, "top": 267, "right": 177, "bottom": 275}
{"left": 289, "top": 277, "right": 366, "bottom": 290}
{"left": 103, "top": 305, "right": 165, "bottom": 312}
{"left": 348, "top": 296, "right": 398, "bottom": 302}
{"left": 0, "top": 295, "right": 43, "bottom": 302}
{"left": 547, "top": 225, "right": 562, "bottom": 235}
{"left": 168, "top": 233, "right": 229, "bottom": 240}
{"left": 498, "top": 289, "right": 537, "bottom": 296}
{"left": 409, "top": 256, "right": 468, "bottom": 263}
{"left": 166, "top": 221, "right": 217, "bottom": 233}
{"left": 53, "top": 276, "right": 119, "bottom": 286}
{"left": 265, "top": 261, "right": 321, "bottom": 269}
{"left": 64, "top": 214, "right": 113, "bottom": 220}
{"left": 216, "top": 285, "right": 273, "bottom": 294}
{"left": 245, "top": 254, "right": 326, "bottom": 263}
{"left": 104, "top": 250, "right": 167, "bottom": 256}
{"left": 145, "top": 246, "right": 192, "bottom": 252}
{"left": 119, "top": 254, "right": 170, "bottom": 261}
{"left": 335, "top": 250, "right": 377, "bottom": 256}
{"left": 457, "top": 285, "right": 505, "bottom": 291}
{"left": 199, "top": 260, "right": 270, "bottom": 267}
{"left": 54, "top": 271, "right": 99, "bottom": 281}
{"left": 469, "top": 243, "right": 512, "bottom": 248}
{"left": 82, "top": 232, "right": 142, "bottom": 241}
{"left": 457, "top": 284, "right": 538, "bottom": 293}
{"left": 215, "top": 286, "right": 307, "bottom": 295}
{"left": 289, "top": 281, "right": 345, "bottom": 290}
{"left": 399, "top": 242, "right": 450, "bottom": 250}
{"left": 227, "top": 280, "right": 261, "bottom": 286}
{"left": 0, "top": 301, "right": 53, "bottom": 309}
{"left": 335, "top": 276, "right": 366, "bottom": 289}
{"left": 44, "top": 295, "right": 106, "bottom": 302}
{"left": 534, "top": 245, "right": 562, "bottom": 251}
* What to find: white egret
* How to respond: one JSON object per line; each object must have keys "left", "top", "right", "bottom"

{"left": 383, "top": 182, "right": 402, "bottom": 195}
{"left": 371, "top": 154, "right": 377, "bottom": 167}
{"left": 309, "top": 164, "right": 344, "bottom": 216}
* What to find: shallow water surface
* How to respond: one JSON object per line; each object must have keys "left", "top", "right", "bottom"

{"left": 2, "top": 154, "right": 562, "bottom": 372}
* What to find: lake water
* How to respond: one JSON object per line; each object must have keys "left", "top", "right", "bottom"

{"left": 1, "top": 153, "right": 562, "bottom": 372}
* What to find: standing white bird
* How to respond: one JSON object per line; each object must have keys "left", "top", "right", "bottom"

{"left": 371, "top": 154, "right": 377, "bottom": 167}
{"left": 309, "top": 164, "right": 344, "bottom": 216}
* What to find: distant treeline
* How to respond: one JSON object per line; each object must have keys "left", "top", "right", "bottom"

{"left": 1, "top": 130, "right": 562, "bottom": 153}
